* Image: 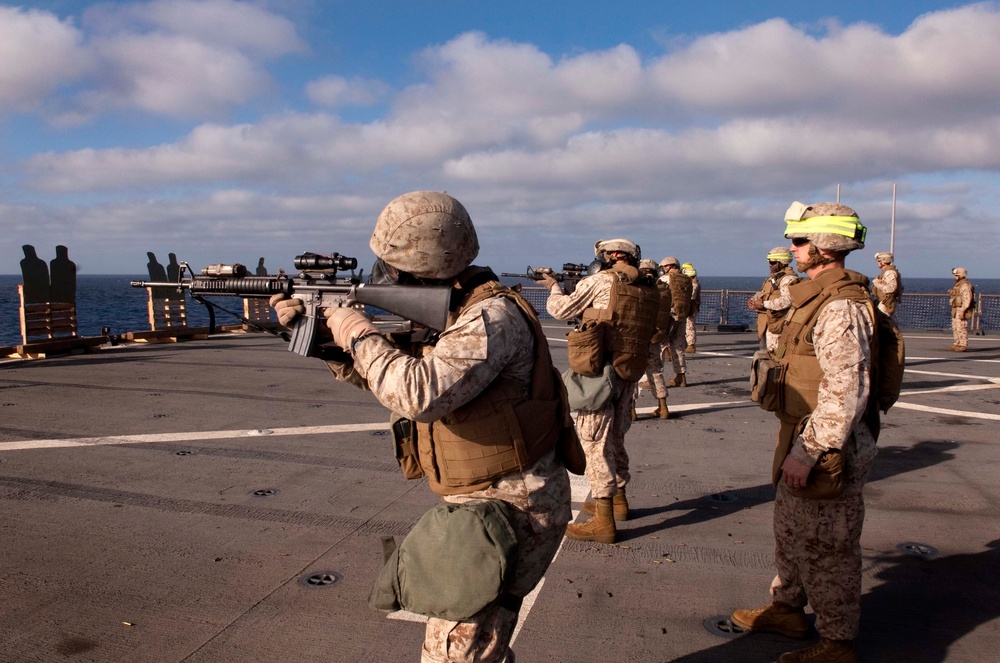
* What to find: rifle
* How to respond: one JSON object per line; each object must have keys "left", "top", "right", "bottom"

{"left": 501, "top": 262, "right": 594, "bottom": 295}
{"left": 131, "top": 253, "right": 452, "bottom": 357}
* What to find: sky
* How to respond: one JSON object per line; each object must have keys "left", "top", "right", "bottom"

{"left": 2, "top": 0, "right": 998, "bottom": 278}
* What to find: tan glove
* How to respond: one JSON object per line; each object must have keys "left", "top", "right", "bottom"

{"left": 269, "top": 293, "right": 306, "bottom": 328}
{"left": 537, "top": 272, "right": 559, "bottom": 290}
{"left": 325, "top": 306, "right": 379, "bottom": 349}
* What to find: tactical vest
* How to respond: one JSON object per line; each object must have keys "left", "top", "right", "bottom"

{"left": 949, "top": 278, "right": 974, "bottom": 317}
{"left": 412, "top": 269, "right": 566, "bottom": 495}
{"left": 650, "top": 282, "right": 673, "bottom": 344}
{"left": 668, "top": 272, "right": 693, "bottom": 318}
{"left": 758, "top": 268, "right": 800, "bottom": 337}
{"left": 580, "top": 263, "right": 660, "bottom": 382}
{"left": 875, "top": 265, "right": 902, "bottom": 315}
{"left": 773, "top": 268, "right": 872, "bottom": 425}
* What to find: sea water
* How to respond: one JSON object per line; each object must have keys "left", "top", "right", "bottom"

{"left": 1, "top": 274, "right": 996, "bottom": 347}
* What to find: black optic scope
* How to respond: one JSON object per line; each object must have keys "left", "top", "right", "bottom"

{"left": 293, "top": 253, "right": 358, "bottom": 271}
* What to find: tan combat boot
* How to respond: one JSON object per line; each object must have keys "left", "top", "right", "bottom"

{"left": 667, "top": 373, "right": 687, "bottom": 388}
{"left": 581, "top": 488, "right": 629, "bottom": 521}
{"left": 777, "top": 638, "right": 858, "bottom": 663}
{"left": 686, "top": 344, "right": 696, "bottom": 353}
{"left": 651, "top": 397, "right": 669, "bottom": 419}
{"left": 954, "top": 345, "right": 967, "bottom": 352}
{"left": 730, "top": 601, "right": 809, "bottom": 639}
{"left": 565, "top": 497, "right": 616, "bottom": 543}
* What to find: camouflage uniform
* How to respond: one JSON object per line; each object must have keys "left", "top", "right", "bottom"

{"left": 755, "top": 271, "right": 798, "bottom": 354}
{"left": 770, "top": 298, "right": 877, "bottom": 641}
{"left": 949, "top": 276, "right": 974, "bottom": 349}
{"left": 661, "top": 272, "right": 688, "bottom": 377}
{"left": 545, "top": 270, "right": 633, "bottom": 499}
{"left": 872, "top": 265, "right": 901, "bottom": 318}
{"left": 685, "top": 275, "right": 701, "bottom": 347}
{"left": 352, "top": 291, "right": 572, "bottom": 663}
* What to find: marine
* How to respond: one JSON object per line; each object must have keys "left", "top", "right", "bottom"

{"left": 948, "top": 267, "right": 974, "bottom": 352}
{"left": 748, "top": 247, "right": 799, "bottom": 354}
{"left": 871, "top": 251, "right": 902, "bottom": 319}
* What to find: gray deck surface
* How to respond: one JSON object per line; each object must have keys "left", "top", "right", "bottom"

{"left": 1, "top": 324, "right": 998, "bottom": 662}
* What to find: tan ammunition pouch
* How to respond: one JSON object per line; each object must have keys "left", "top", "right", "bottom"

{"left": 403, "top": 270, "right": 580, "bottom": 495}
{"left": 749, "top": 349, "right": 784, "bottom": 412}
{"left": 774, "top": 415, "right": 845, "bottom": 500}
{"left": 567, "top": 319, "right": 606, "bottom": 377}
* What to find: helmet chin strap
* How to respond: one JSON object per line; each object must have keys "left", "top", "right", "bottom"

{"left": 794, "top": 245, "right": 836, "bottom": 274}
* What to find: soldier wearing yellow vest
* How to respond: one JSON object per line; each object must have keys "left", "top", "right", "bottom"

{"left": 871, "top": 251, "right": 902, "bottom": 319}
{"left": 542, "top": 239, "right": 659, "bottom": 543}
{"left": 271, "top": 191, "right": 572, "bottom": 663}
{"left": 682, "top": 263, "right": 701, "bottom": 353}
{"left": 748, "top": 247, "right": 799, "bottom": 354}
{"left": 948, "top": 267, "right": 975, "bottom": 351}
{"left": 731, "top": 202, "right": 875, "bottom": 663}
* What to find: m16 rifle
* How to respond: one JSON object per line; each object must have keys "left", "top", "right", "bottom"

{"left": 131, "top": 253, "right": 452, "bottom": 358}
{"left": 501, "top": 262, "right": 595, "bottom": 295}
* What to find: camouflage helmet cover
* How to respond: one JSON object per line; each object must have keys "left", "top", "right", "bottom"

{"left": 595, "top": 238, "right": 641, "bottom": 260}
{"left": 659, "top": 256, "right": 680, "bottom": 268}
{"left": 638, "top": 258, "right": 658, "bottom": 271}
{"left": 369, "top": 191, "right": 479, "bottom": 280}
{"left": 875, "top": 251, "right": 894, "bottom": 264}
{"left": 767, "top": 246, "right": 793, "bottom": 264}
{"left": 952, "top": 267, "right": 968, "bottom": 278}
{"left": 783, "top": 201, "right": 866, "bottom": 252}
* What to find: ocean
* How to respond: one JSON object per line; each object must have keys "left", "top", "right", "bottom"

{"left": 1, "top": 273, "right": 997, "bottom": 347}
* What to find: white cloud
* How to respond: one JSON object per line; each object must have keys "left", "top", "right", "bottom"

{"left": 306, "top": 75, "right": 391, "bottom": 107}
{"left": 0, "top": 7, "right": 89, "bottom": 111}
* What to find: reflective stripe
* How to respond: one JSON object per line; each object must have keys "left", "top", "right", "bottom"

{"left": 784, "top": 215, "right": 867, "bottom": 242}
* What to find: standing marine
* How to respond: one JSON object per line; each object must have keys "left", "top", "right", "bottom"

{"left": 948, "top": 267, "right": 975, "bottom": 352}
{"left": 658, "top": 256, "right": 693, "bottom": 387}
{"left": 871, "top": 251, "right": 902, "bottom": 318}
{"left": 732, "top": 202, "right": 877, "bottom": 663}
{"left": 541, "top": 239, "right": 659, "bottom": 544}
{"left": 682, "top": 262, "right": 701, "bottom": 353}
{"left": 748, "top": 247, "right": 799, "bottom": 354}
{"left": 272, "top": 191, "right": 573, "bottom": 663}
{"left": 639, "top": 258, "right": 671, "bottom": 419}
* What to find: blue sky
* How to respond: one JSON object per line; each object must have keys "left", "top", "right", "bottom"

{"left": 1, "top": 0, "right": 996, "bottom": 278}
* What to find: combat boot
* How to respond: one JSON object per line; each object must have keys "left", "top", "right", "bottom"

{"left": 581, "top": 488, "right": 629, "bottom": 521}
{"left": 565, "top": 497, "right": 616, "bottom": 543}
{"left": 777, "top": 638, "right": 857, "bottom": 663}
{"left": 954, "top": 345, "right": 967, "bottom": 352}
{"left": 686, "top": 344, "right": 696, "bottom": 353}
{"left": 667, "top": 373, "right": 687, "bottom": 388}
{"left": 651, "top": 397, "right": 669, "bottom": 419}
{"left": 730, "top": 601, "right": 809, "bottom": 639}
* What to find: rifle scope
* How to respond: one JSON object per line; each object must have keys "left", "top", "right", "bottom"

{"left": 294, "top": 253, "right": 358, "bottom": 272}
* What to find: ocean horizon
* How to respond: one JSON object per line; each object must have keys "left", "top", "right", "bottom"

{"left": 2, "top": 273, "right": 998, "bottom": 347}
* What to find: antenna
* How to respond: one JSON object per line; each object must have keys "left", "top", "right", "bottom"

{"left": 890, "top": 183, "right": 897, "bottom": 254}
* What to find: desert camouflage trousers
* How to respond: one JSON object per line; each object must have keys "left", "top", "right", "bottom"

{"left": 643, "top": 343, "right": 668, "bottom": 399}
{"left": 666, "top": 318, "right": 688, "bottom": 374}
{"left": 770, "top": 484, "right": 866, "bottom": 640}
{"left": 421, "top": 469, "right": 570, "bottom": 662}
{"left": 952, "top": 314, "right": 969, "bottom": 348}
{"left": 575, "top": 375, "right": 634, "bottom": 499}
{"left": 685, "top": 316, "right": 697, "bottom": 346}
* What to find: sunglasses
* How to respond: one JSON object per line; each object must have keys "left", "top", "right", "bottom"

{"left": 791, "top": 238, "right": 811, "bottom": 247}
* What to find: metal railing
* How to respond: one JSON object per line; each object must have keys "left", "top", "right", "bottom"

{"left": 516, "top": 286, "right": 994, "bottom": 334}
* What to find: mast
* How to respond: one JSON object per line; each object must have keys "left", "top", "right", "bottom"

{"left": 891, "top": 182, "right": 896, "bottom": 254}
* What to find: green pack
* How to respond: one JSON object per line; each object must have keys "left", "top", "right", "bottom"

{"left": 369, "top": 499, "right": 519, "bottom": 620}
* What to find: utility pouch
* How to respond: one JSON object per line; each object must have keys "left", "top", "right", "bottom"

{"left": 567, "top": 319, "right": 606, "bottom": 377}
{"left": 749, "top": 349, "right": 784, "bottom": 412}
{"left": 369, "top": 499, "right": 519, "bottom": 620}
{"left": 390, "top": 414, "right": 424, "bottom": 480}
{"left": 782, "top": 416, "right": 845, "bottom": 500}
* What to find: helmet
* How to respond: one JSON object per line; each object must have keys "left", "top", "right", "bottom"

{"left": 783, "top": 201, "right": 866, "bottom": 252}
{"left": 659, "top": 256, "right": 680, "bottom": 268}
{"left": 682, "top": 266, "right": 697, "bottom": 277}
{"left": 875, "top": 251, "right": 894, "bottom": 264}
{"left": 638, "top": 258, "right": 658, "bottom": 271}
{"left": 952, "top": 267, "right": 968, "bottom": 278}
{"left": 595, "top": 238, "right": 640, "bottom": 260}
{"left": 370, "top": 191, "right": 479, "bottom": 280}
{"left": 767, "top": 247, "right": 793, "bottom": 264}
